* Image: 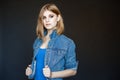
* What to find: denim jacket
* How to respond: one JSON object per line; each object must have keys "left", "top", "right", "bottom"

{"left": 28, "top": 30, "right": 78, "bottom": 80}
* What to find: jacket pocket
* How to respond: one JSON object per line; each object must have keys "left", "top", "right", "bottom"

{"left": 48, "top": 48, "right": 66, "bottom": 68}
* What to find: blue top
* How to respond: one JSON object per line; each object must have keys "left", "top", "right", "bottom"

{"left": 35, "top": 48, "right": 46, "bottom": 80}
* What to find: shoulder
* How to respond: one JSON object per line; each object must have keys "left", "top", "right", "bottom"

{"left": 34, "top": 37, "right": 41, "bottom": 44}
{"left": 60, "top": 35, "right": 74, "bottom": 42}
{"left": 33, "top": 37, "right": 42, "bottom": 49}
{"left": 58, "top": 34, "right": 75, "bottom": 46}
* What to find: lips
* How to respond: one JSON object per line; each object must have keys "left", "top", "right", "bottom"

{"left": 46, "top": 23, "right": 51, "bottom": 26}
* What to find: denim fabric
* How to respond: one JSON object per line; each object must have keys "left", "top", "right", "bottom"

{"left": 28, "top": 30, "right": 78, "bottom": 80}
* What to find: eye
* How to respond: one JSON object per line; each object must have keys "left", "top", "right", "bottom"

{"left": 42, "top": 16, "right": 46, "bottom": 19}
{"left": 49, "top": 15, "right": 54, "bottom": 18}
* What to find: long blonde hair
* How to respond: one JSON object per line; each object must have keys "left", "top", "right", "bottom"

{"left": 36, "top": 3, "right": 64, "bottom": 38}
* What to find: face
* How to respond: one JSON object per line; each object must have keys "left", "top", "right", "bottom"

{"left": 42, "top": 10, "right": 60, "bottom": 30}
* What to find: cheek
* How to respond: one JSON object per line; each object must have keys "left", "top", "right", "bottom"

{"left": 43, "top": 20, "right": 46, "bottom": 25}
{"left": 52, "top": 19, "right": 58, "bottom": 25}
{"left": 52, "top": 21, "right": 58, "bottom": 27}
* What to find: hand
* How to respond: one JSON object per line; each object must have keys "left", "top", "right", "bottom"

{"left": 43, "top": 65, "right": 51, "bottom": 78}
{"left": 25, "top": 65, "right": 32, "bottom": 76}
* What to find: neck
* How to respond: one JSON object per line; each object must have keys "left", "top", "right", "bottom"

{"left": 42, "top": 29, "right": 54, "bottom": 41}
{"left": 47, "top": 26, "right": 57, "bottom": 36}
{"left": 47, "top": 29, "right": 53, "bottom": 37}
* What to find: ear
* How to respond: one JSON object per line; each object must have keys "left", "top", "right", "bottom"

{"left": 57, "top": 15, "right": 61, "bottom": 21}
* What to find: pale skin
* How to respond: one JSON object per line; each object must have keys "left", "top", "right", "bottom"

{"left": 25, "top": 10, "right": 77, "bottom": 78}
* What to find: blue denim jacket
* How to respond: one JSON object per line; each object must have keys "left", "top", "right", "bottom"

{"left": 28, "top": 30, "right": 78, "bottom": 80}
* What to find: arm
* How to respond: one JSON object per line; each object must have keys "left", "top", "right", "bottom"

{"left": 51, "top": 69, "right": 77, "bottom": 78}
{"left": 43, "top": 66, "right": 77, "bottom": 78}
{"left": 43, "top": 40, "right": 78, "bottom": 78}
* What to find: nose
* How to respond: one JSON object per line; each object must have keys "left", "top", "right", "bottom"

{"left": 46, "top": 17, "right": 49, "bottom": 22}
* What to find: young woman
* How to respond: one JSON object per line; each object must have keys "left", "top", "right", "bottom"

{"left": 25, "top": 3, "right": 78, "bottom": 80}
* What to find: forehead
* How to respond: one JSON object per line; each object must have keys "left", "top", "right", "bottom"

{"left": 43, "top": 10, "right": 56, "bottom": 16}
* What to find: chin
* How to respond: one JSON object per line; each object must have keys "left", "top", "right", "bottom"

{"left": 45, "top": 26, "right": 55, "bottom": 30}
{"left": 45, "top": 27, "right": 53, "bottom": 30}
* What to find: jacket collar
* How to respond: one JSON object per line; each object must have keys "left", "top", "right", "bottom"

{"left": 50, "top": 30, "right": 58, "bottom": 39}
{"left": 44, "top": 30, "right": 58, "bottom": 39}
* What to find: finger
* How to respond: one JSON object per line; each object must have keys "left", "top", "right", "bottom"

{"left": 28, "top": 65, "right": 31, "bottom": 67}
{"left": 45, "top": 65, "right": 48, "bottom": 68}
{"left": 43, "top": 68, "right": 46, "bottom": 71}
{"left": 27, "top": 67, "right": 29, "bottom": 69}
{"left": 26, "top": 68, "right": 32, "bottom": 76}
{"left": 27, "top": 67, "right": 31, "bottom": 70}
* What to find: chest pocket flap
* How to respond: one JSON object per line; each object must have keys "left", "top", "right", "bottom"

{"left": 47, "top": 48, "right": 66, "bottom": 67}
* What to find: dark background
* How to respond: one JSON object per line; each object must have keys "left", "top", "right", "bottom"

{"left": 0, "top": 0, "right": 119, "bottom": 80}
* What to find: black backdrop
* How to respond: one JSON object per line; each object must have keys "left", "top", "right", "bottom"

{"left": 0, "top": 0, "right": 119, "bottom": 80}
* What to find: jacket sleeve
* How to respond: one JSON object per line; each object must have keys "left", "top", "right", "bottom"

{"left": 33, "top": 37, "right": 39, "bottom": 50}
{"left": 64, "top": 40, "right": 78, "bottom": 70}
{"left": 28, "top": 38, "right": 39, "bottom": 79}
{"left": 28, "top": 60, "right": 36, "bottom": 79}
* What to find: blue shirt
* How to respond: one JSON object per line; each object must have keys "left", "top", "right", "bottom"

{"left": 35, "top": 48, "right": 46, "bottom": 80}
